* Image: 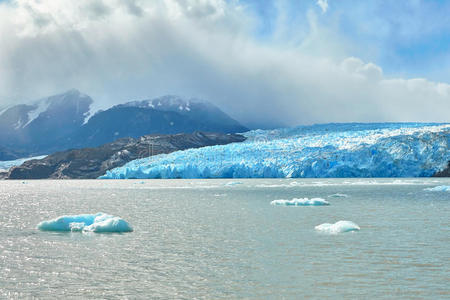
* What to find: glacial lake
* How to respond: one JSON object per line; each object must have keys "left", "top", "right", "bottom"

{"left": 1, "top": 178, "right": 449, "bottom": 299}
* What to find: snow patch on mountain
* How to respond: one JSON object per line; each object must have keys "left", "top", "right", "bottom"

{"left": 0, "top": 106, "right": 10, "bottom": 117}
{"left": 123, "top": 95, "right": 194, "bottom": 112}
{"left": 24, "top": 99, "right": 51, "bottom": 128}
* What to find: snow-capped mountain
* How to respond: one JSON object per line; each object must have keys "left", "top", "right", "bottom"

{"left": 0, "top": 90, "right": 93, "bottom": 158}
{"left": 120, "top": 95, "right": 246, "bottom": 133}
{"left": 0, "top": 91, "right": 248, "bottom": 159}
{"left": 101, "top": 123, "right": 450, "bottom": 179}
{"left": 122, "top": 95, "right": 196, "bottom": 111}
{"left": 65, "top": 95, "right": 248, "bottom": 148}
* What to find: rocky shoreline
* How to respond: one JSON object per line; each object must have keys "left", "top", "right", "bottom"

{"left": 433, "top": 161, "right": 450, "bottom": 177}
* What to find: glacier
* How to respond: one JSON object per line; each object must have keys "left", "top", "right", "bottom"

{"left": 0, "top": 155, "right": 47, "bottom": 171}
{"left": 315, "top": 221, "right": 360, "bottom": 234}
{"left": 37, "top": 213, "right": 133, "bottom": 233}
{"left": 100, "top": 123, "right": 450, "bottom": 179}
{"left": 271, "top": 198, "right": 330, "bottom": 206}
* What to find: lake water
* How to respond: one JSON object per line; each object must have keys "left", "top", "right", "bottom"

{"left": 0, "top": 179, "right": 449, "bottom": 299}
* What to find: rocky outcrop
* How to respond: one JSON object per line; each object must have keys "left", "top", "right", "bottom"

{"left": 433, "top": 161, "right": 450, "bottom": 177}
{"left": 7, "top": 132, "right": 246, "bottom": 179}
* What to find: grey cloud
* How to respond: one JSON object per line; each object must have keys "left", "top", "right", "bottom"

{"left": 0, "top": 0, "right": 448, "bottom": 128}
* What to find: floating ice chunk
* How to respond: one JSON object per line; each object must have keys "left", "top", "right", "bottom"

{"left": 424, "top": 185, "right": 450, "bottom": 192}
{"left": 225, "top": 181, "right": 243, "bottom": 186}
{"left": 315, "top": 221, "right": 360, "bottom": 234}
{"left": 270, "top": 198, "right": 330, "bottom": 206}
{"left": 328, "top": 193, "right": 349, "bottom": 198}
{"left": 37, "top": 213, "right": 133, "bottom": 233}
{"left": 83, "top": 217, "right": 133, "bottom": 233}
{"left": 69, "top": 222, "right": 85, "bottom": 232}
{"left": 37, "top": 214, "right": 97, "bottom": 231}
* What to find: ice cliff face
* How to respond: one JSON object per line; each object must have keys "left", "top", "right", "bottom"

{"left": 101, "top": 123, "right": 450, "bottom": 179}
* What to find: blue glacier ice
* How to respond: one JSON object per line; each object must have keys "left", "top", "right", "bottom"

{"left": 0, "top": 155, "right": 47, "bottom": 171}
{"left": 315, "top": 221, "right": 360, "bottom": 234}
{"left": 100, "top": 123, "right": 450, "bottom": 179}
{"left": 271, "top": 198, "right": 330, "bottom": 206}
{"left": 37, "top": 213, "right": 133, "bottom": 233}
{"left": 225, "top": 181, "right": 243, "bottom": 186}
{"left": 424, "top": 185, "right": 450, "bottom": 192}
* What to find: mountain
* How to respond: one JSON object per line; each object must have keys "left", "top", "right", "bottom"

{"left": 0, "top": 91, "right": 248, "bottom": 158}
{"left": 7, "top": 132, "right": 246, "bottom": 179}
{"left": 0, "top": 89, "right": 93, "bottom": 157}
{"left": 123, "top": 95, "right": 246, "bottom": 132}
{"left": 101, "top": 123, "right": 450, "bottom": 179}
{"left": 66, "top": 96, "right": 248, "bottom": 148}
{"left": 0, "top": 146, "right": 26, "bottom": 161}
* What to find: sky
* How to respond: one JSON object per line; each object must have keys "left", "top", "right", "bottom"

{"left": 0, "top": 0, "right": 449, "bottom": 128}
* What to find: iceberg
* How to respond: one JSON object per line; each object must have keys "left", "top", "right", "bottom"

{"left": 315, "top": 221, "right": 360, "bottom": 234}
{"left": 37, "top": 213, "right": 133, "bottom": 233}
{"left": 100, "top": 123, "right": 450, "bottom": 179}
{"left": 424, "top": 185, "right": 450, "bottom": 192}
{"left": 225, "top": 181, "right": 243, "bottom": 186}
{"left": 328, "top": 193, "right": 349, "bottom": 198}
{"left": 271, "top": 198, "right": 330, "bottom": 206}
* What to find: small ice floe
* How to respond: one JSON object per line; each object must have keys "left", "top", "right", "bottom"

{"left": 328, "top": 193, "right": 348, "bottom": 198}
{"left": 315, "top": 221, "right": 360, "bottom": 234}
{"left": 37, "top": 213, "right": 133, "bottom": 233}
{"left": 424, "top": 185, "right": 450, "bottom": 192}
{"left": 270, "top": 198, "right": 330, "bottom": 206}
{"left": 225, "top": 181, "right": 243, "bottom": 186}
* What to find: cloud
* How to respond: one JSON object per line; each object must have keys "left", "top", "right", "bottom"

{"left": 0, "top": 0, "right": 449, "bottom": 128}
{"left": 341, "top": 57, "right": 383, "bottom": 81}
{"left": 316, "top": 0, "right": 328, "bottom": 13}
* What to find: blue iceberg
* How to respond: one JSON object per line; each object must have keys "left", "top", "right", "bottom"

{"left": 100, "top": 123, "right": 450, "bottom": 179}
{"left": 328, "top": 193, "right": 349, "bottom": 198}
{"left": 424, "top": 185, "right": 450, "bottom": 192}
{"left": 37, "top": 213, "right": 133, "bottom": 233}
{"left": 271, "top": 198, "right": 330, "bottom": 206}
{"left": 315, "top": 221, "right": 360, "bottom": 234}
{"left": 225, "top": 181, "right": 243, "bottom": 186}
